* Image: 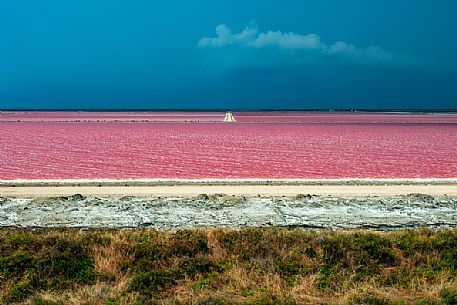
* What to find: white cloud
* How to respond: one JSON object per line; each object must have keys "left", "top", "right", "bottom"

{"left": 249, "top": 32, "right": 323, "bottom": 49}
{"left": 198, "top": 24, "right": 258, "bottom": 48}
{"left": 198, "top": 23, "right": 403, "bottom": 66}
{"left": 324, "top": 41, "right": 394, "bottom": 63}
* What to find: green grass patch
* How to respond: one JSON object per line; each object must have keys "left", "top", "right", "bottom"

{"left": 2, "top": 228, "right": 457, "bottom": 304}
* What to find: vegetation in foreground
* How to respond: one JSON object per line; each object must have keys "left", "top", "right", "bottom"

{"left": 1, "top": 228, "right": 457, "bottom": 304}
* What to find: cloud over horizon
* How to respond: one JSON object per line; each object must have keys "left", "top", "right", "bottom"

{"left": 198, "top": 23, "right": 403, "bottom": 68}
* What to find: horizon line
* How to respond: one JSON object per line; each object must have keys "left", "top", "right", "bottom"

{"left": 2, "top": 108, "right": 457, "bottom": 113}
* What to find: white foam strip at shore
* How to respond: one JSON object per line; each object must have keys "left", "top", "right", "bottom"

{"left": 2, "top": 178, "right": 457, "bottom": 184}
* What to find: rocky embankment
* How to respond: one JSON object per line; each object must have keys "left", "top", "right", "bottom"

{"left": 1, "top": 194, "right": 456, "bottom": 230}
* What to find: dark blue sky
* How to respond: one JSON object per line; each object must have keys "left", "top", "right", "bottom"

{"left": 1, "top": 0, "right": 457, "bottom": 110}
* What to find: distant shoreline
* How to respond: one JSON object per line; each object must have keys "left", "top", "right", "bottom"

{"left": 2, "top": 109, "right": 457, "bottom": 113}
{"left": 3, "top": 110, "right": 457, "bottom": 123}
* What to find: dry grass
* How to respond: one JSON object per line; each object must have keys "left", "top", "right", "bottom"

{"left": 89, "top": 233, "right": 127, "bottom": 275}
{"left": 1, "top": 228, "right": 457, "bottom": 304}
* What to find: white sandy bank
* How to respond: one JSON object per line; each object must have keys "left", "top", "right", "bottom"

{"left": 2, "top": 184, "right": 457, "bottom": 198}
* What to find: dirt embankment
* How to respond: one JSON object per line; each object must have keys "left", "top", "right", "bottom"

{"left": 1, "top": 194, "right": 456, "bottom": 230}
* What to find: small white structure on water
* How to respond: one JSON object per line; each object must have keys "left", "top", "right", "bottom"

{"left": 223, "top": 112, "right": 236, "bottom": 122}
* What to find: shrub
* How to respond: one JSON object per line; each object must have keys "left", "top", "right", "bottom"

{"left": 0, "top": 230, "right": 98, "bottom": 301}
{"left": 127, "top": 270, "right": 177, "bottom": 296}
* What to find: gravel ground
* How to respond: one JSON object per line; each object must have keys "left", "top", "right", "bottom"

{"left": 1, "top": 194, "right": 457, "bottom": 230}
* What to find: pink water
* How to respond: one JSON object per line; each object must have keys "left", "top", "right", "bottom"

{"left": 2, "top": 112, "right": 457, "bottom": 180}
